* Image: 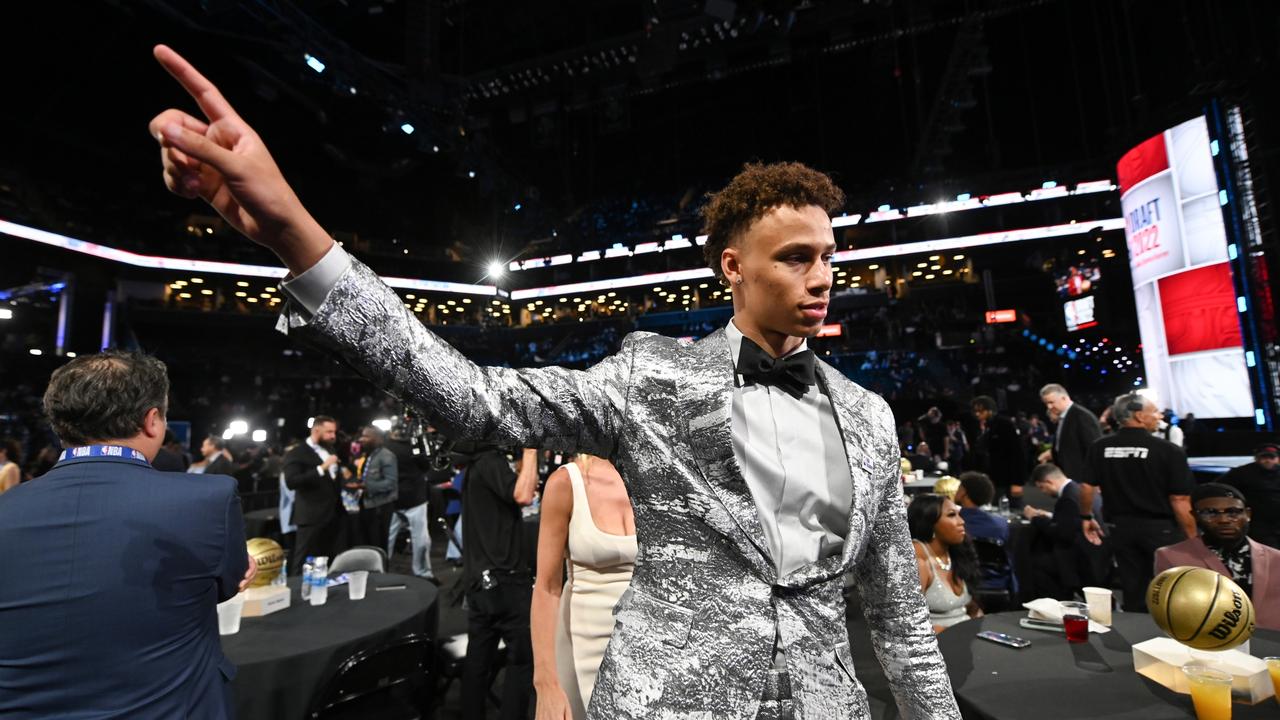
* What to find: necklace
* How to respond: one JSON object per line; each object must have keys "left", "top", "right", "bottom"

{"left": 932, "top": 553, "right": 952, "bottom": 572}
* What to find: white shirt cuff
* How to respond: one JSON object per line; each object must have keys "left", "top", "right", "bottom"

{"left": 280, "top": 242, "right": 352, "bottom": 315}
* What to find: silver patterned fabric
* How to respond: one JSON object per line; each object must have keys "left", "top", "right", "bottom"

{"left": 277, "top": 258, "right": 960, "bottom": 720}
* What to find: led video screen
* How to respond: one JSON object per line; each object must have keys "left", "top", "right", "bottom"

{"left": 1117, "top": 115, "right": 1251, "bottom": 418}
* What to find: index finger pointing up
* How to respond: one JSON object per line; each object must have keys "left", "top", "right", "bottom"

{"left": 153, "top": 44, "right": 240, "bottom": 123}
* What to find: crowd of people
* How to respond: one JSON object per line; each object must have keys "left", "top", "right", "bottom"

{"left": 2, "top": 44, "right": 1276, "bottom": 720}
{"left": 894, "top": 381, "right": 1280, "bottom": 641}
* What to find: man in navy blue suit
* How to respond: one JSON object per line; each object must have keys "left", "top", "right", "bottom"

{"left": 0, "top": 351, "right": 255, "bottom": 719}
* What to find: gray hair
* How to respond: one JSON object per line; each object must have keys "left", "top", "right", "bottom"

{"left": 43, "top": 351, "right": 169, "bottom": 446}
{"left": 1039, "top": 383, "right": 1069, "bottom": 398}
{"left": 1110, "top": 393, "right": 1150, "bottom": 426}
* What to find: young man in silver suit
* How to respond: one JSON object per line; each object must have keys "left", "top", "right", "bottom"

{"left": 148, "top": 45, "right": 960, "bottom": 720}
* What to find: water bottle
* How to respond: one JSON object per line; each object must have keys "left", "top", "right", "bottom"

{"left": 301, "top": 557, "right": 314, "bottom": 601}
{"left": 276, "top": 558, "right": 288, "bottom": 586}
{"left": 998, "top": 495, "right": 1010, "bottom": 516}
{"left": 310, "top": 556, "right": 329, "bottom": 606}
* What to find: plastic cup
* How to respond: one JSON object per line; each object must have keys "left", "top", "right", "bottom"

{"left": 217, "top": 593, "right": 245, "bottom": 635}
{"left": 1060, "top": 601, "right": 1089, "bottom": 643}
{"left": 348, "top": 571, "right": 369, "bottom": 601}
{"left": 1183, "top": 664, "right": 1233, "bottom": 720}
{"left": 1082, "top": 586, "right": 1113, "bottom": 626}
{"left": 1264, "top": 657, "right": 1280, "bottom": 705}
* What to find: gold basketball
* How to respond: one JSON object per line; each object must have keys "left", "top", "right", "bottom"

{"left": 933, "top": 476, "right": 960, "bottom": 500}
{"left": 1148, "top": 566, "right": 1254, "bottom": 650}
{"left": 246, "top": 537, "right": 285, "bottom": 588}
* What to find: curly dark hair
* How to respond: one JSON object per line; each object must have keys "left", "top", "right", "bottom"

{"left": 907, "top": 493, "right": 981, "bottom": 591}
{"left": 700, "top": 161, "right": 845, "bottom": 283}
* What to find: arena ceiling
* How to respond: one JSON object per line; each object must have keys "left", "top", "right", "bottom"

{"left": 3, "top": 0, "right": 1275, "bottom": 250}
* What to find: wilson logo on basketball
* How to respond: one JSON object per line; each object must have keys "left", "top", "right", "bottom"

{"left": 1208, "top": 590, "right": 1246, "bottom": 641}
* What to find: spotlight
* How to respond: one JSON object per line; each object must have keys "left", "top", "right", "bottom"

{"left": 251, "top": 429, "right": 267, "bottom": 442}
{"left": 371, "top": 418, "right": 392, "bottom": 432}
{"left": 304, "top": 53, "right": 326, "bottom": 73}
{"left": 400, "top": 123, "right": 415, "bottom": 135}
{"left": 487, "top": 261, "right": 505, "bottom": 278}
{"left": 228, "top": 420, "right": 249, "bottom": 436}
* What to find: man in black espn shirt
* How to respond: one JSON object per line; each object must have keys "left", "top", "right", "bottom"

{"left": 1080, "top": 392, "right": 1195, "bottom": 612}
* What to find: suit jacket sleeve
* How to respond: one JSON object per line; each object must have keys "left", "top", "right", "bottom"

{"left": 280, "top": 257, "right": 634, "bottom": 458}
{"left": 216, "top": 480, "right": 249, "bottom": 602}
{"left": 283, "top": 445, "right": 326, "bottom": 491}
{"left": 850, "top": 404, "right": 962, "bottom": 719}
{"left": 1072, "top": 410, "right": 1103, "bottom": 482}
{"left": 1031, "top": 492, "right": 1081, "bottom": 546}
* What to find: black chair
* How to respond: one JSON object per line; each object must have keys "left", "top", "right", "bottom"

{"left": 309, "top": 633, "right": 434, "bottom": 719}
{"left": 971, "top": 536, "right": 1015, "bottom": 613}
{"left": 434, "top": 634, "right": 506, "bottom": 712}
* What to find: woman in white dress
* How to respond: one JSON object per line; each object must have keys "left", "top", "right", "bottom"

{"left": 531, "top": 455, "right": 636, "bottom": 720}
{"left": 908, "top": 493, "right": 984, "bottom": 632}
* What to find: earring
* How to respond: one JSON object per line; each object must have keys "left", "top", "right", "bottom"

{"left": 735, "top": 277, "right": 743, "bottom": 286}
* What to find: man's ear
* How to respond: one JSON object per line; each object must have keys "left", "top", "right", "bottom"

{"left": 722, "top": 245, "right": 741, "bottom": 286}
{"left": 143, "top": 407, "right": 167, "bottom": 440}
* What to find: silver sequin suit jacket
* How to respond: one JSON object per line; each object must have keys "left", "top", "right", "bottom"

{"left": 279, "top": 258, "right": 961, "bottom": 720}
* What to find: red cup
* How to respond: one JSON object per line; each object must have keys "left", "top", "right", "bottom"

{"left": 1063, "top": 614, "right": 1089, "bottom": 643}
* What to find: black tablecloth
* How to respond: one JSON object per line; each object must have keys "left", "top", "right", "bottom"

{"left": 243, "top": 507, "right": 280, "bottom": 540}
{"left": 938, "top": 611, "right": 1280, "bottom": 719}
{"left": 222, "top": 574, "right": 438, "bottom": 720}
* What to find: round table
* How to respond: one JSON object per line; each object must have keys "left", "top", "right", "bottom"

{"left": 221, "top": 574, "right": 438, "bottom": 720}
{"left": 938, "top": 611, "right": 1280, "bottom": 719}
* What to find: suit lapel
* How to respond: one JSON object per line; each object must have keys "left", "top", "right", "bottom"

{"left": 1249, "top": 538, "right": 1270, "bottom": 597}
{"left": 1194, "top": 538, "right": 1232, "bottom": 577}
{"left": 776, "top": 363, "right": 876, "bottom": 589}
{"left": 680, "top": 330, "right": 775, "bottom": 577}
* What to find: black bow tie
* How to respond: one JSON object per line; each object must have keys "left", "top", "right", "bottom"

{"left": 735, "top": 336, "right": 817, "bottom": 400}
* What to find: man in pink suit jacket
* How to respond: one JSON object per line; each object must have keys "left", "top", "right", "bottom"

{"left": 1155, "top": 483, "right": 1280, "bottom": 630}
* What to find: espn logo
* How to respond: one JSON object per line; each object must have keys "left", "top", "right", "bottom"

{"left": 1104, "top": 447, "right": 1149, "bottom": 459}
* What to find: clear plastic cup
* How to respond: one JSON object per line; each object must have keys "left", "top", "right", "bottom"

{"left": 1082, "top": 586, "right": 1113, "bottom": 626}
{"left": 1183, "top": 664, "right": 1233, "bottom": 720}
{"left": 1263, "top": 657, "right": 1280, "bottom": 705}
{"left": 217, "top": 593, "right": 245, "bottom": 635}
{"left": 1060, "top": 601, "right": 1089, "bottom": 643}
{"left": 348, "top": 570, "right": 369, "bottom": 601}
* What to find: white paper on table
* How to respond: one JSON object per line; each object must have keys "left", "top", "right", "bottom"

{"left": 1023, "top": 597, "right": 1111, "bottom": 634}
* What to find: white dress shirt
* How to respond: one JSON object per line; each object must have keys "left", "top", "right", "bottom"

{"left": 724, "top": 320, "right": 852, "bottom": 579}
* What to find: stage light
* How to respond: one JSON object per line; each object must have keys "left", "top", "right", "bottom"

{"left": 251, "top": 430, "right": 267, "bottom": 442}
{"left": 1042, "top": 181, "right": 1057, "bottom": 189}
{"left": 468, "top": 171, "right": 477, "bottom": 179}
{"left": 229, "top": 420, "right": 249, "bottom": 436}
{"left": 514, "top": 203, "right": 522, "bottom": 211}
{"left": 222, "top": 428, "right": 235, "bottom": 440}
{"left": 400, "top": 123, "right": 415, "bottom": 135}
{"left": 432, "top": 145, "right": 440, "bottom": 153}
{"left": 304, "top": 54, "right": 326, "bottom": 73}
{"left": 28, "top": 348, "right": 41, "bottom": 356}
{"left": 0, "top": 309, "right": 11, "bottom": 320}
{"left": 487, "top": 261, "right": 505, "bottom": 278}
{"left": 371, "top": 418, "right": 392, "bottom": 432}
{"left": 307, "top": 417, "right": 315, "bottom": 428}
{"left": 65, "top": 352, "right": 76, "bottom": 358}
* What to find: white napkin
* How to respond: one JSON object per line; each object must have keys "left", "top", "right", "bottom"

{"left": 1023, "top": 597, "right": 1111, "bottom": 634}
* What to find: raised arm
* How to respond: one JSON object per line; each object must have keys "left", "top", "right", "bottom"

{"left": 850, "top": 405, "right": 961, "bottom": 719}
{"left": 150, "top": 46, "right": 635, "bottom": 457}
